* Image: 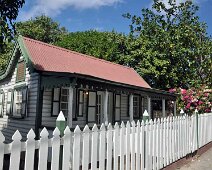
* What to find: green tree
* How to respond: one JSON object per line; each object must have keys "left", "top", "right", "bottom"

{"left": 0, "top": 0, "right": 25, "bottom": 52}
{"left": 55, "top": 30, "right": 129, "bottom": 64}
{"left": 124, "top": 0, "right": 212, "bottom": 89}
{"left": 16, "top": 15, "right": 68, "bottom": 44}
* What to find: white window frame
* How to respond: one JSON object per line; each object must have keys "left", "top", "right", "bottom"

{"left": 60, "top": 88, "right": 69, "bottom": 117}
{"left": 52, "top": 87, "right": 69, "bottom": 117}
{"left": 12, "top": 87, "right": 28, "bottom": 118}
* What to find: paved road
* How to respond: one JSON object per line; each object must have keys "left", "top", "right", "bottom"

{"left": 179, "top": 147, "right": 212, "bottom": 170}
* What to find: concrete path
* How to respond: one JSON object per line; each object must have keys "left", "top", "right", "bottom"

{"left": 178, "top": 147, "right": 212, "bottom": 170}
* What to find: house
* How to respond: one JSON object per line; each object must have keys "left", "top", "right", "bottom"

{"left": 0, "top": 36, "right": 177, "bottom": 141}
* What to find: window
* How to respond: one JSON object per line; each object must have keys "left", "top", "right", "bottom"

{"left": 16, "top": 61, "right": 25, "bottom": 82}
{"left": 78, "top": 90, "right": 87, "bottom": 117}
{"left": 87, "top": 91, "right": 96, "bottom": 124}
{"left": 6, "top": 90, "right": 13, "bottom": 115}
{"left": 0, "top": 91, "right": 4, "bottom": 117}
{"left": 52, "top": 88, "right": 69, "bottom": 117}
{"left": 60, "top": 88, "right": 69, "bottom": 117}
{"left": 114, "top": 94, "right": 121, "bottom": 122}
{"left": 133, "top": 95, "right": 140, "bottom": 119}
{"left": 12, "top": 87, "right": 28, "bottom": 118}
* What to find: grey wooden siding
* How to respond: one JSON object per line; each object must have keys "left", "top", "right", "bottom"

{"left": 0, "top": 55, "right": 39, "bottom": 143}
{"left": 41, "top": 88, "right": 87, "bottom": 128}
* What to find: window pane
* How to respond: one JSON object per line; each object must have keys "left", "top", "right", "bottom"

{"left": 0, "top": 105, "right": 2, "bottom": 115}
{"left": 115, "top": 108, "right": 120, "bottom": 121}
{"left": 61, "top": 103, "right": 68, "bottom": 110}
{"left": 79, "top": 91, "right": 83, "bottom": 103}
{"left": 116, "top": 95, "right": 120, "bottom": 107}
{"left": 133, "top": 95, "right": 140, "bottom": 118}
{"left": 79, "top": 104, "right": 83, "bottom": 116}
{"left": 7, "top": 103, "right": 10, "bottom": 114}
{"left": 53, "top": 102, "right": 59, "bottom": 115}
{"left": 89, "top": 92, "right": 96, "bottom": 106}
{"left": 53, "top": 88, "right": 60, "bottom": 101}
{"left": 0, "top": 93, "right": 2, "bottom": 103}
{"left": 61, "top": 88, "right": 69, "bottom": 95}
{"left": 7, "top": 91, "right": 12, "bottom": 102}
{"left": 88, "top": 107, "right": 96, "bottom": 122}
{"left": 22, "top": 102, "right": 26, "bottom": 116}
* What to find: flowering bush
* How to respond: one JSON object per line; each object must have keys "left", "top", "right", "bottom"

{"left": 169, "top": 86, "right": 211, "bottom": 115}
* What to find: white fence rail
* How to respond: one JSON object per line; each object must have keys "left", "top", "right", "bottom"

{"left": 0, "top": 113, "right": 212, "bottom": 170}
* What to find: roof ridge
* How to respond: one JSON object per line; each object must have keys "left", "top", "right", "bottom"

{"left": 22, "top": 36, "right": 132, "bottom": 70}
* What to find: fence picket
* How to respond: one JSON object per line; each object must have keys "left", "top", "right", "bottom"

{"left": 62, "top": 126, "right": 71, "bottom": 170}
{"left": 38, "top": 128, "right": 49, "bottom": 170}
{"left": 126, "top": 121, "right": 130, "bottom": 170}
{"left": 145, "top": 120, "right": 149, "bottom": 170}
{"left": 91, "top": 124, "right": 98, "bottom": 170}
{"left": 113, "top": 123, "right": 119, "bottom": 170}
{"left": 0, "top": 131, "right": 4, "bottom": 170}
{"left": 140, "top": 120, "right": 145, "bottom": 170}
{"left": 136, "top": 121, "right": 141, "bottom": 170}
{"left": 9, "top": 130, "right": 22, "bottom": 170}
{"left": 72, "top": 126, "right": 81, "bottom": 170}
{"left": 131, "top": 121, "right": 136, "bottom": 170}
{"left": 82, "top": 125, "right": 90, "bottom": 170}
{"left": 51, "top": 128, "right": 61, "bottom": 170}
{"left": 24, "top": 129, "right": 36, "bottom": 170}
{"left": 120, "top": 122, "right": 125, "bottom": 170}
{"left": 99, "top": 124, "right": 106, "bottom": 170}
{"left": 156, "top": 119, "right": 160, "bottom": 170}
{"left": 152, "top": 119, "right": 156, "bottom": 170}
{"left": 106, "top": 124, "right": 113, "bottom": 170}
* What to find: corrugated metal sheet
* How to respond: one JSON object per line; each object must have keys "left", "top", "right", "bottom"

{"left": 23, "top": 37, "right": 151, "bottom": 88}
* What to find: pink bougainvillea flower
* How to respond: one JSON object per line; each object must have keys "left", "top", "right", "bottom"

{"left": 181, "top": 89, "right": 187, "bottom": 95}
{"left": 198, "top": 101, "right": 203, "bottom": 105}
{"left": 169, "top": 89, "right": 176, "bottom": 93}
{"left": 184, "top": 96, "right": 189, "bottom": 99}
{"left": 186, "top": 103, "right": 191, "bottom": 109}
{"left": 204, "top": 93, "right": 209, "bottom": 97}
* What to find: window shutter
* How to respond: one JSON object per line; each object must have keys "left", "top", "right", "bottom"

{"left": 52, "top": 88, "right": 60, "bottom": 116}
{"left": 16, "top": 61, "right": 25, "bottom": 82}
{"left": 21, "top": 87, "right": 28, "bottom": 117}
{"left": 78, "top": 90, "right": 84, "bottom": 116}
{"left": 0, "top": 92, "right": 4, "bottom": 117}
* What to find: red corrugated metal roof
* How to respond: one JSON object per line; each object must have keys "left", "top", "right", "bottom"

{"left": 22, "top": 37, "right": 151, "bottom": 88}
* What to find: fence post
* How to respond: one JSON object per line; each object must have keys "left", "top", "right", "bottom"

{"left": 143, "top": 110, "right": 150, "bottom": 122}
{"left": 56, "top": 111, "right": 66, "bottom": 136}
{"left": 56, "top": 111, "right": 66, "bottom": 170}
{"left": 195, "top": 109, "right": 199, "bottom": 149}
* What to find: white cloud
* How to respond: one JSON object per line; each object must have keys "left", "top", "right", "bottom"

{"left": 19, "top": 0, "right": 122, "bottom": 21}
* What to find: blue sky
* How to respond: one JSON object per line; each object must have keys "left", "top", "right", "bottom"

{"left": 17, "top": 0, "right": 212, "bottom": 36}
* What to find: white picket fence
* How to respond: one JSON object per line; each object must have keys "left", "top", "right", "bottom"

{"left": 0, "top": 113, "right": 212, "bottom": 170}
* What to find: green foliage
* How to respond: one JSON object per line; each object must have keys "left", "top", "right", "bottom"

{"left": 55, "top": 30, "right": 129, "bottom": 64}
{"left": 16, "top": 15, "right": 68, "bottom": 44}
{"left": 0, "top": 43, "right": 14, "bottom": 73}
{"left": 124, "top": 0, "right": 212, "bottom": 89}
{"left": 0, "top": 0, "right": 25, "bottom": 52}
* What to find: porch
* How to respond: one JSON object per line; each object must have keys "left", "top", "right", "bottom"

{"left": 39, "top": 75, "right": 177, "bottom": 128}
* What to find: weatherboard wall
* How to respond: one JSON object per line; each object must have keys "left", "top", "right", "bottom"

{"left": 0, "top": 55, "right": 39, "bottom": 142}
